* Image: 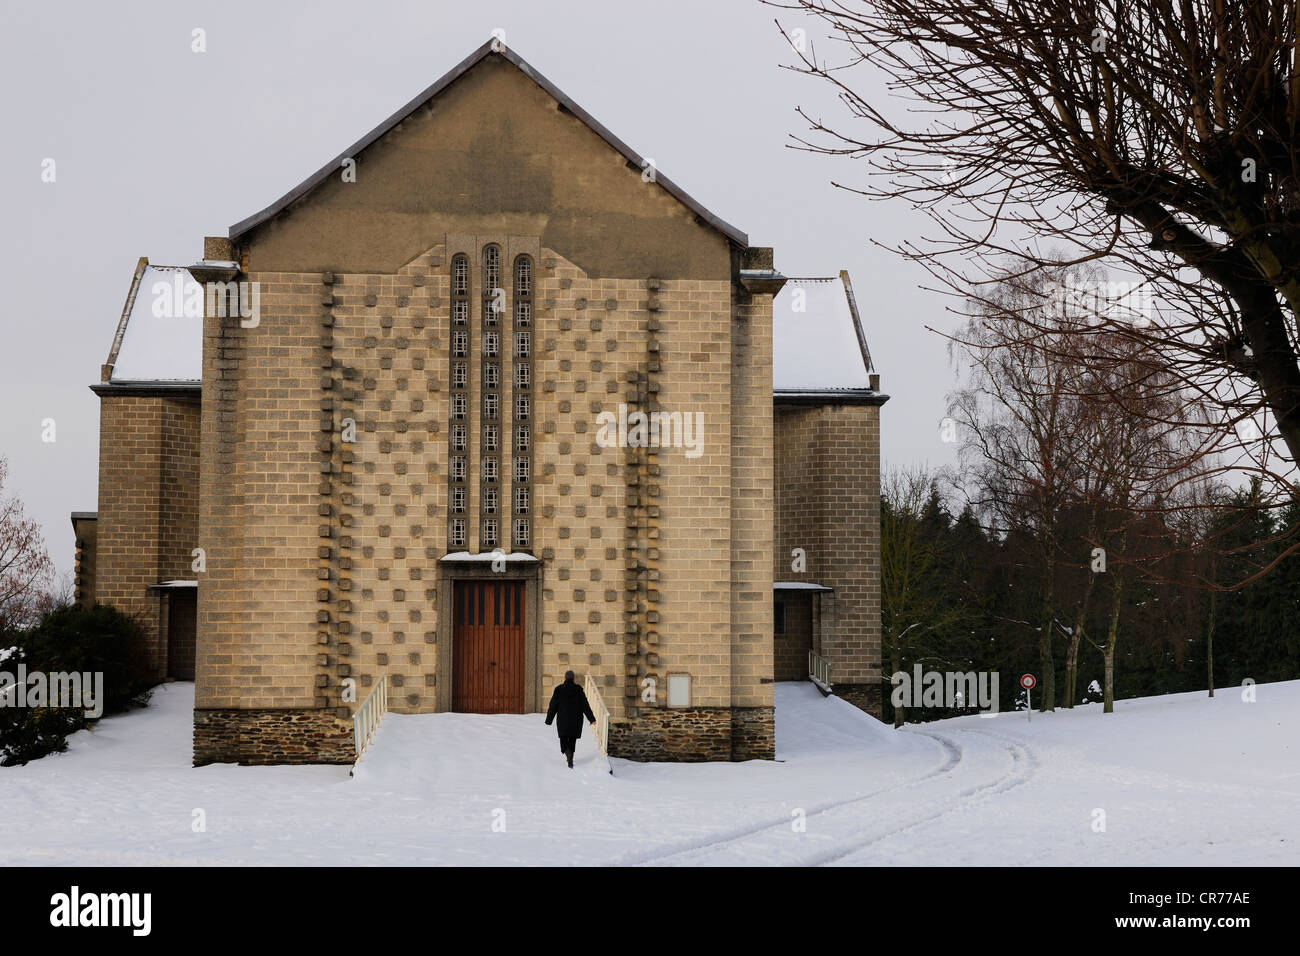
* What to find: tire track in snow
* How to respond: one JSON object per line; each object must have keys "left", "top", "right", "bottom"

{"left": 636, "top": 726, "right": 1037, "bottom": 866}
{"left": 622, "top": 730, "right": 964, "bottom": 866}
{"left": 809, "top": 727, "right": 1039, "bottom": 866}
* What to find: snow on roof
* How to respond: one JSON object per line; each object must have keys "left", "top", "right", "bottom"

{"left": 109, "top": 264, "right": 203, "bottom": 383}
{"left": 101, "top": 264, "right": 875, "bottom": 391}
{"left": 772, "top": 273, "right": 874, "bottom": 391}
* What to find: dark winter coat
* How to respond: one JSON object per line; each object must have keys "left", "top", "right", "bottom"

{"left": 545, "top": 680, "right": 596, "bottom": 739}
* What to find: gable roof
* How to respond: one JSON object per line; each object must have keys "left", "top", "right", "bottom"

{"left": 229, "top": 40, "right": 748, "bottom": 248}
{"left": 101, "top": 260, "right": 202, "bottom": 385}
{"left": 772, "top": 271, "right": 876, "bottom": 392}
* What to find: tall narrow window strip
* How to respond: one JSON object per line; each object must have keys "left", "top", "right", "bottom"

{"left": 484, "top": 245, "right": 501, "bottom": 293}
{"left": 452, "top": 255, "right": 469, "bottom": 297}
{"left": 515, "top": 255, "right": 532, "bottom": 298}
{"left": 449, "top": 252, "right": 472, "bottom": 549}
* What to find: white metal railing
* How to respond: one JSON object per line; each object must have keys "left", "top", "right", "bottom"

{"left": 808, "top": 650, "right": 832, "bottom": 691}
{"left": 352, "top": 672, "right": 389, "bottom": 758}
{"left": 585, "top": 674, "right": 610, "bottom": 758}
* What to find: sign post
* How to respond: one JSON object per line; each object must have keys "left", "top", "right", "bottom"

{"left": 1021, "top": 674, "right": 1036, "bottom": 722}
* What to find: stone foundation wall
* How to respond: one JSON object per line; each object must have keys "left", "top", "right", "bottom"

{"left": 834, "top": 682, "right": 883, "bottom": 720}
{"left": 193, "top": 709, "right": 355, "bottom": 766}
{"left": 730, "top": 705, "right": 775, "bottom": 760}
{"left": 608, "top": 705, "right": 774, "bottom": 761}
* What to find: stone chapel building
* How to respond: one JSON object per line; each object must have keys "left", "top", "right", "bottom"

{"left": 71, "top": 41, "right": 887, "bottom": 765}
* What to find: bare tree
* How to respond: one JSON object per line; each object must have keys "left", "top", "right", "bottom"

{"left": 769, "top": 0, "right": 1300, "bottom": 500}
{"left": 948, "top": 268, "right": 1095, "bottom": 710}
{"left": 1073, "top": 330, "right": 1205, "bottom": 711}
{"left": 0, "top": 457, "right": 54, "bottom": 632}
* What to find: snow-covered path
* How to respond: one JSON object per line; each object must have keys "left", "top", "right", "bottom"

{"left": 1, "top": 680, "right": 1296, "bottom": 865}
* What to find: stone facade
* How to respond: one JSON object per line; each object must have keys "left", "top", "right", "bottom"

{"left": 91, "top": 391, "right": 200, "bottom": 677}
{"left": 773, "top": 401, "right": 884, "bottom": 717}
{"left": 193, "top": 709, "right": 354, "bottom": 766}
{"left": 71, "top": 513, "right": 97, "bottom": 607}
{"left": 78, "top": 42, "right": 882, "bottom": 765}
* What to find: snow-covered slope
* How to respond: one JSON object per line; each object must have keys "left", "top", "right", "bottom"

{"left": 1, "top": 680, "right": 1296, "bottom": 865}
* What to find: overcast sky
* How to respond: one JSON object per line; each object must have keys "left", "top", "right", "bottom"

{"left": 0, "top": 0, "right": 962, "bottom": 580}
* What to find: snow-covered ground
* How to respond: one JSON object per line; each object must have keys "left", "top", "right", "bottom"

{"left": 1, "top": 680, "right": 1296, "bottom": 865}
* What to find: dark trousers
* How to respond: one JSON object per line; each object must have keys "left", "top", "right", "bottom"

{"left": 559, "top": 735, "right": 576, "bottom": 754}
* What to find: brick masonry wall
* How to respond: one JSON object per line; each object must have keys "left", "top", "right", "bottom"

{"left": 773, "top": 403, "right": 883, "bottom": 718}
{"left": 96, "top": 394, "right": 199, "bottom": 676}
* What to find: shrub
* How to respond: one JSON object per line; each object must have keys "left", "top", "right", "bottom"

{"left": 0, "top": 604, "right": 155, "bottom": 765}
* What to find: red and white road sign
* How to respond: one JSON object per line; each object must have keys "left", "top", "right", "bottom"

{"left": 1020, "top": 674, "right": 1036, "bottom": 690}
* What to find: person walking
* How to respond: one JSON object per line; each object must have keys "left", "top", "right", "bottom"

{"left": 545, "top": 670, "right": 596, "bottom": 768}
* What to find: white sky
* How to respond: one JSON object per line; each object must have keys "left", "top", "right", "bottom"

{"left": 0, "top": 0, "right": 962, "bottom": 579}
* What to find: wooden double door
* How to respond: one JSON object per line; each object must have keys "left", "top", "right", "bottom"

{"left": 452, "top": 579, "right": 526, "bottom": 713}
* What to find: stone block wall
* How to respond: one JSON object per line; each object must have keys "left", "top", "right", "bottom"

{"left": 72, "top": 515, "right": 97, "bottom": 607}
{"left": 96, "top": 392, "right": 200, "bottom": 676}
{"left": 193, "top": 709, "right": 354, "bottom": 766}
{"left": 193, "top": 236, "right": 775, "bottom": 763}
{"left": 773, "top": 402, "right": 883, "bottom": 717}
{"left": 727, "top": 289, "right": 775, "bottom": 759}
{"left": 774, "top": 591, "right": 814, "bottom": 681}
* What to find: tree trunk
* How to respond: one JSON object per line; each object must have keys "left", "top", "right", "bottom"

{"left": 1103, "top": 572, "right": 1124, "bottom": 714}
{"left": 1039, "top": 544, "right": 1057, "bottom": 711}
{"left": 1206, "top": 587, "right": 1216, "bottom": 699}
{"left": 1063, "top": 569, "right": 1096, "bottom": 709}
{"left": 1238, "top": 296, "right": 1300, "bottom": 470}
